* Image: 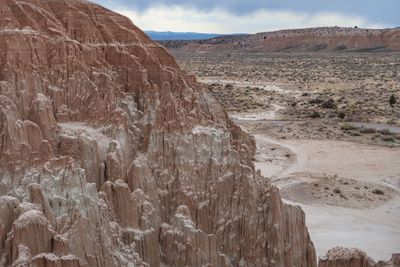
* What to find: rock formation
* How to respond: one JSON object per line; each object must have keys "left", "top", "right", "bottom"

{"left": 159, "top": 27, "right": 400, "bottom": 52}
{"left": 0, "top": 0, "right": 317, "bottom": 266}
{"left": 319, "top": 247, "right": 400, "bottom": 267}
{"left": 319, "top": 247, "right": 376, "bottom": 267}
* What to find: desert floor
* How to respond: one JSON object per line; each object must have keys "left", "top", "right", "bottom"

{"left": 172, "top": 51, "right": 400, "bottom": 260}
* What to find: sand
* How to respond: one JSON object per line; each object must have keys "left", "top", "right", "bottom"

{"left": 252, "top": 134, "right": 400, "bottom": 261}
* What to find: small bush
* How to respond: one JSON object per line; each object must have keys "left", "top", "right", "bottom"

{"left": 350, "top": 131, "right": 361, "bottom": 136}
{"left": 309, "top": 98, "right": 323, "bottom": 104}
{"left": 333, "top": 188, "right": 341, "bottom": 194}
{"left": 225, "top": 83, "right": 234, "bottom": 89}
{"left": 321, "top": 98, "right": 336, "bottom": 109}
{"left": 310, "top": 111, "right": 321, "bottom": 118}
{"left": 359, "top": 127, "right": 377, "bottom": 134}
{"left": 389, "top": 94, "right": 396, "bottom": 107}
{"left": 337, "top": 111, "right": 346, "bottom": 119}
{"left": 382, "top": 136, "right": 395, "bottom": 142}
{"left": 341, "top": 123, "right": 357, "bottom": 131}
{"left": 372, "top": 189, "right": 384, "bottom": 195}
{"left": 379, "top": 129, "right": 394, "bottom": 135}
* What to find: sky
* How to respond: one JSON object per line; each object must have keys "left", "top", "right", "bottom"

{"left": 94, "top": 0, "right": 399, "bottom": 34}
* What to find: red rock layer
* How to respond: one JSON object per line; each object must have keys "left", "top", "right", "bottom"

{"left": 0, "top": 0, "right": 316, "bottom": 266}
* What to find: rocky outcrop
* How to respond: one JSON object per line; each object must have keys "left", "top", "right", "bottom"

{"left": 319, "top": 247, "right": 400, "bottom": 267}
{"left": 159, "top": 27, "right": 400, "bottom": 52}
{"left": 0, "top": 0, "right": 317, "bottom": 266}
{"left": 319, "top": 247, "right": 376, "bottom": 267}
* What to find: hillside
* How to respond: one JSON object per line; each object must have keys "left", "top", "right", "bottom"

{"left": 159, "top": 27, "right": 400, "bottom": 52}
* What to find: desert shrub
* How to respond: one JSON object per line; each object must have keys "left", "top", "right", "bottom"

{"left": 225, "top": 83, "right": 234, "bottom": 89}
{"left": 372, "top": 189, "right": 384, "bottom": 195}
{"left": 337, "top": 111, "right": 346, "bottom": 119}
{"left": 309, "top": 98, "right": 323, "bottom": 104}
{"left": 350, "top": 131, "right": 361, "bottom": 136}
{"left": 379, "top": 129, "right": 394, "bottom": 135}
{"left": 310, "top": 111, "right": 321, "bottom": 118}
{"left": 382, "top": 136, "right": 395, "bottom": 142}
{"left": 359, "top": 127, "right": 377, "bottom": 134}
{"left": 321, "top": 98, "right": 336, "bottom": 109}
{"left": 340, "top": 123, "right": 357, "bottom": 131}
{"left": 333, "top": 188, "right": 341, "bottom": 194}
{"left": 389, "top": 94, "right": 396, "bottom": 107}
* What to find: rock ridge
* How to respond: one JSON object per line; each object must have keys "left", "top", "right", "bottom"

{"left": 159, "top": 26, "right": 400, "bottom": 52}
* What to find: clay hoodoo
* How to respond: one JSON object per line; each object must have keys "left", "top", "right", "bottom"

{"left": 0, "top": 0, "right": 316, "bottom": 266}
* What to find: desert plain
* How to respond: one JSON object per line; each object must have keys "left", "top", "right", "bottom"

{"left": 170, "top": 50, "right": 400, "bottom": 260}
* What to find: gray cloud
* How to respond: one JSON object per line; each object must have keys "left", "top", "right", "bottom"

{"left": 96, "top": 0, "right": 399, "bottom": 26}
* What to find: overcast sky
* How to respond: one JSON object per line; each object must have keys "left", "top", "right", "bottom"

{"left": 94, "top": 0, "right": 399, "bottom": 33}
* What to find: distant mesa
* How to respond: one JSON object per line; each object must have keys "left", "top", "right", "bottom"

{"left": 158, "top": 26, "right": 400, "bottom": 52}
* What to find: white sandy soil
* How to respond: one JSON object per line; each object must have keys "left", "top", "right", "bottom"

{"left": 253, "top": 134, "right": 400, "bottom": 261}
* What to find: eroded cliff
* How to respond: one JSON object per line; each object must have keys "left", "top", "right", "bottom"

{"left": 0, "top": 0, "right": 316, "bottom": 266}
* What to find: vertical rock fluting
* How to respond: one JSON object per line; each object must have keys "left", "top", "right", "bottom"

{"left": 0, "top": 0, "right": 317, "bottom": 266}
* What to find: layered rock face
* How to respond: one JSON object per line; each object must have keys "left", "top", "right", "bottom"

{"left": 0, "top": 0, "right": 317, "bottom": 266}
